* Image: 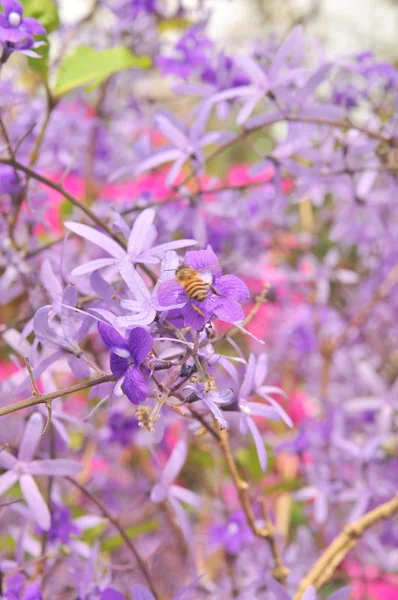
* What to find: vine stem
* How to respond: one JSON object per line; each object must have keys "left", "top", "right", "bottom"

{"left": 0, "top": 157, "right": 123, "bottom": 245}
{"left": 217, "top": 424, "right": 288, "bottom": 584}
{"left": 0, "top": 374, "right": 115, "bottom": 418}
{"left": 66, "top": 477, "right": 162, "bottom": 600}
{"left": 293, "top": 494, "right": 398, "bottom": 599}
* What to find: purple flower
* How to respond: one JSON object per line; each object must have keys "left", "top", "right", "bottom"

{"left": 0, "top": 0, "right": 45, "bottom": 62}
{"left": 237, "top": 354, "right": 293, "bottom": 471}
{"left": 67, "top": 208, "right": 197, "bottom": 276}
{"left": 157, "top": 248, "right": 250, "bottom": 330}
{"left": 3, "top": 573, "right": 43, "bottom": 600}
{"left": 107, "top": 411, "right": 138, "bottom": 446}
{"left": 98, "top": 322, "right": 153, "bottom": 405}
{"left": 0, "top": 413, "right": 82, "bottom": 530}
{"left": 210, "top": 510, "right": 254, "bottom": 555}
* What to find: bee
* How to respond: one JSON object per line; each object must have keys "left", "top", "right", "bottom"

{"left": 175, "top": 264, "right": 222, "bottom": 316}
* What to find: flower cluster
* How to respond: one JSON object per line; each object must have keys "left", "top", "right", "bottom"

{"left": 0, "top": 3, "right": 397, "bottom": 599}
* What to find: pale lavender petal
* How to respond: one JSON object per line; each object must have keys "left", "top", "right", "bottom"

{"left": 269, "top": 25, "right": 303, "bottom": 80}
{"left": 155, "top": 114, "right": 190, "bottom": 149}
{"left": 150, "top": 482, "right": 168, "bottom": 503}
{"left": 119, "top": 261, "right": 150, "bottom": 300}
{"left": 67, "top": 354, "right": 90, "bottom": 379}
{"left": 211, "top": 297, "right": 244, "bottom": 323}
{"left": 246, "top": 402, "right": 281, "bottom": 421}
{"left": 90, "top": 270, "right": 117, "bottom": 303}
{"left": 33, "top": 306, "right": 67, "bottom": 349}
{"left": 314, "top": 490, "right": 328, "bottom": 523}
{"left": 149, "top": 239, "right": 198, "bottom": 258}
{"left": 263, "top": 575, "right": 291, "bottom": 600}
{"left": 40, "top": 259, "right": 63, "bottom": 302}
{"left": 254, "top": 353, "right": 268, "bottom": 388}
{"left": 28, "top": 459, "right": 82, "bottom": 476}
{"left": 127, "top": 208, "right": 156, "bottom": 256}
{"left": 208, "top": 389, "right": 234, "bottom": 404}
{"left": 127, "top": 328, "right": 153, "bottom": 363}
{"left": 19, "top": 474, "right": 51, "bottom": 530}
{"left": 328, "top": 587, "right": 353, "bottom": 600}
{"left": 256, "top": 391, "right": 293, "bottom": 427}
{"left": 235, "top": 54, "right": 269, "bottom": 87}
{"left": 302, "top": 586, "right": 317, "bottom": 600}
{"left": 297, "top": 62, "right": 331, "bottom": 105}
{"left": 162, "top": 439, "right": 187, "bottom": 485}
{"left": 131, "top": 585, "right": 156, "bottom": 600}
{"left": 158, "top": 279, "right": 187, "bottom": 307}
{"left": 170, "top": 484, "right": 201, "bottom": 509}
{"left": 237, "top": 94, "right": 262, "bottom": 125}
{"left": 211, "top": 85, "right": 257, "bottom": 103}
{"left": 71, "top": 258, "right": 117, "bottom": 276}
{"left": 0, "top": 470, "right": 18, "bottom": 495}
{"left": 98, "top": 322, "right": 128, "bottom": 354}
{"left": 215, "top": 275, "right": 250, "bottom": 301}
{"left": 182, "top": 302, "right": 207, "bottom": 330}
{"left": 166, "top": 155, "right": 186, "bottom": 187}
{"left": 202, "top": 396, "right": 228, "bottom": 430}
{"left": 65, "top": 222, "right": 126, "bottom": 259}
{"left": 61, "top": 285, "right": 78, "bottom": 341}
{"left": 115, "top": 308, "right": 157, "bottom": 328}
{"left": 18, "top": 413, "right": 43, "bottom": 461}
{"left": 169, "top": 496, "right": 192, "bottom": 543}
{"left": 0, "top": 450, "right": 17, "bottom": 470}
{"left": 240, "top": 354, "right": 256, "bottom": 399}
{"left": 184, "top": 248, "right": 218, "bottom": 270}
{"left": 123, "top": 366, "right": 148, "bottom": 404}
{"left": 135, "top": 148, "right": 182, "bottom": 175}
{"left": 247, "top": 416, "right": 267, "bottom": 471}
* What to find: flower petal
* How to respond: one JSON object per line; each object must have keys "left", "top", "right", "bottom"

{"left": 18, "top": 412, "right": 43, "bottom": 461}
{"left": 212, "top": 297, "right": 244, "bottom": 323}
{"left": 122, "top": 366, "right": 148, "bottom": 404}
{"left": 98, "top": 322, "right": 128, "bottom": 354}
{"left": 157, "top": 279, "right": 187, "bottom": 307}
{"left": 110, "top": 352, "right": 129, "bottom": 378}
{"left": 202, "top": 395, "right": 228, "bottom": 430}
{"left": 182, "top": 302, "right": 208, "bottom": 330}
{"left": 127, "top": 208, "right": 156, "bottom": 256}
{"left": 131, "top": 586, "right": 156, "bottom": 600}
{"left": 19, "top": 474, "right": 51, "bottom": 530}
{"left": 28, "top": 459, "right": 83, "bottom": 476}
{"left": 119, "top": 261, "right": 150, "bottom": 301}
{"left": 162, "top": 439, "right": 187, "bottom": 485}
{"left": 71, "top": 258, "right": 117, "bottom": 276}
{"left": 214, "top": 275, "right": 250, "bottom": 302}
{"left": 0, "top": 470, "right": 18, "bottom": 495}
{"left": 184, "top": 248, "right": 218, "bottom": 271}
{"left": 65, "top": 222, "right": 126, "bottom": 260}
{"left": 246, "top": 416, "right": 267, "bottom": 471}
{"left": 127, "top": 328, "right": 153, "bottom": 363}
{"left": 0, "top": 450, "right": 17, "bottom": 470}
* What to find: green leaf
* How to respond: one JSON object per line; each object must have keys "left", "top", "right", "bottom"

{"left": 101, "top": 520, "right": 160, "bottom": 552}
{"left": 54, "top": 46, "right": 152, "bottom": 97}
{"left": 21, "top": 0, "right": 59, "bottom": 33}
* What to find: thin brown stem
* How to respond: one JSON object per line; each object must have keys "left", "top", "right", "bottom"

{"left": 294, "top": 494, "right": 398, "bottom": 599}
{"left": 0, "top": 157, "right": 123, "bottom": 244}
{"left": 66, "top": 477, "right": 162, "bottom": 600}
{"left": 217, "top": 425, "right": 288, "bottom": 583}
{"left": 0, "top": 374, "right": 115, "bottom": 418}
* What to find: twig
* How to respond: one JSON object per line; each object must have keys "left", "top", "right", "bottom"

{"left": 66, "top": 477, "right": 162, "bottom": 600}
{"left": 0, "top": 157, "right": 123, "bottom": 244}
{"left": 217, "top": 425, "right": 289, "bottom": 583}
{"left": 293, "top": 494, "right": 398, "bottom": 599}
{"left": 25, "top": 357, "right": 39, "bottom": 395}
{"left": 0, "top": 374, "right": 115, "bottom": 418}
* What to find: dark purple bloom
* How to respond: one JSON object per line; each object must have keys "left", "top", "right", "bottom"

{"left": 157, "top": 248, "right": 250, "bottom": 330}
{"left": 0, "top": 0, "right": 45, "bottom": 62}
{"left": 0, "top": 165, "right": 22, "bottom": 196}
{"left": 98, "top": 322, "right": 153, "bottom": 405}
{"left": 210, "top": 511, "right": 254, "bottom": 555}
{"left": 107, "top": 411, "right": 138, "bottom": 446}
{"left": 48, "top": 502, "right": 81, "bottom": 544}
{"left": 3, "top": 573, "right": 43, "bottom": 600}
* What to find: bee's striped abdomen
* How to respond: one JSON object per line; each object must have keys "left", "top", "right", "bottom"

{"left": 185, "top": 279, "right": 208, "bottom": 301}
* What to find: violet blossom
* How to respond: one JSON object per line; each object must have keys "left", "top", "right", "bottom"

{"left": 66, "top": 208, "right": 197, "bottom": 276}
{"left": 0, "top": 0, "right": 45, "bottom": 63}
{"left": 98, "top": 322, "right": 153, "bottom": 405}
{"left": 0, "top": 413, "right": 82, "bottom": 529}
{"left": 158, "top": 247, "right": 250, "bottom": 330}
